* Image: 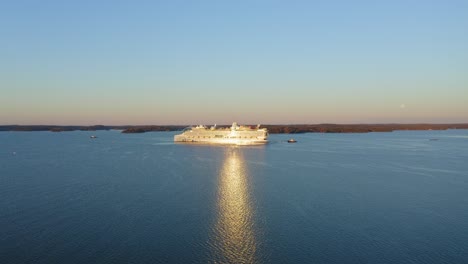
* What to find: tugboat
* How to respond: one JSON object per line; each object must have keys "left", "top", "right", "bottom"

{"left": 287, "top": 138, "right": 297, "bottom": 143}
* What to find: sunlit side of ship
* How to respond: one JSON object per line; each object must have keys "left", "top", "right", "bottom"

{"left": 174, "top": 122, "right": 268, "bottom": 145}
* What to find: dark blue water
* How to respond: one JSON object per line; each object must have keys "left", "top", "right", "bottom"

{"left": 1, "top": 130, "right": 468, "bottom": 263}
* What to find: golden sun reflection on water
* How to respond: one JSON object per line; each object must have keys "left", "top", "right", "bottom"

{"left": 212, "top": 148, "right": 257, "bottom": 263}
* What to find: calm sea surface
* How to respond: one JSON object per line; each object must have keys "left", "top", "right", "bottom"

{"left": 1, "top": 130, "right": 468, "bottom": 263}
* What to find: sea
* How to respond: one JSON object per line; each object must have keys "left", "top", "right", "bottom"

{"left": 1, "top": 129, "right": 468, "bottom": 264}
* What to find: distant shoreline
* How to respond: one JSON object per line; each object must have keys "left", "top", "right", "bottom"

{"left": 1, "top": 124, "right": 468, "bottom": 134}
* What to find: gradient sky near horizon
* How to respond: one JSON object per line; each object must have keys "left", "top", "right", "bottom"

{"left": 1, "top": 0, "right": 467, "bottom": 125}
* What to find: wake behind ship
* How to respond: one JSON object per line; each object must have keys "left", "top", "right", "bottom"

{"left": 174, "top": 122, "right": 268, "bottom": 145}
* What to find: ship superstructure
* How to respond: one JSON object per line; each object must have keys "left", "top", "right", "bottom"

{"left": 174, "top": 122, "right": 268, "bottom": 145}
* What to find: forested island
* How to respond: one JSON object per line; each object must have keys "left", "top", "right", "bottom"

{"left": 1, "top": 124, "right": 468, "bottom": 134}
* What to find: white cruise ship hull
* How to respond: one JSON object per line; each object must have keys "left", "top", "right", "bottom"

{"left": 174, "top": 136, "right": 268, "bottom": 145}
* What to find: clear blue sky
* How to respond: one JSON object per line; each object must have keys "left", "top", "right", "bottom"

{"left": 1, "top": 0, "right": 467, "bottom": 125}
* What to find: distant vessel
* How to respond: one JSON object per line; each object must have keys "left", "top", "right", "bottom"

{"left": 90, "top": 135, "right": 98, "bottom": 139}
{"left": 174, "top": 122, "right": 268, "bottom": 145}
{"left": 287, "top": 138, "right": 297, "bottom": 143}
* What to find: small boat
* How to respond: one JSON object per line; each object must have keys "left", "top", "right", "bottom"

{"left": 90, "top": 135, "right": 98, "bottom": 139}
{"left": 287, "top": 138, "right": 297, "bottom": 143}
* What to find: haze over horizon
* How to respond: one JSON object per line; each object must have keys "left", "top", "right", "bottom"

{"left": 1, "top": 1, "right": 467, "bottom": 125}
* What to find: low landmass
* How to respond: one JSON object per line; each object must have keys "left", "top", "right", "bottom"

{"left": 262, "top": 123, "right": 468, "bottom": 133}
{"left": 1, "top": 124, "right": 468, "bottom": 134}
{"left": 0, "top": 125, "right": 186, "bottom": 133}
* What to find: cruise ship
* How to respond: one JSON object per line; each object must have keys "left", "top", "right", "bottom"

{"left": 174, "top": 122, "right": 268, "bottom": 145}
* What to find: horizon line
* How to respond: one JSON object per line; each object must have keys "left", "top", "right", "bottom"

{"left": 2, "top": 122, "right": 468, "bottom": 127}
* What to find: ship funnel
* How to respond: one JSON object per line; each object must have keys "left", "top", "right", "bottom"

{"left": 231, "top": 122, "right": 238, "bottom": 130}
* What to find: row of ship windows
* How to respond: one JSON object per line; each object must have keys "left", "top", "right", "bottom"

{"left": 186, "top": 136, "right": 257, "bottom": 139}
